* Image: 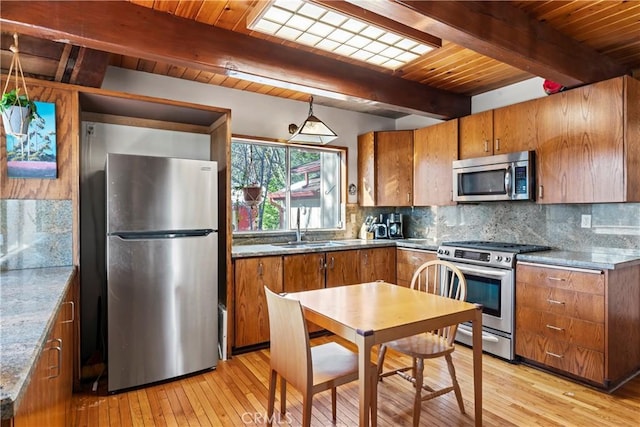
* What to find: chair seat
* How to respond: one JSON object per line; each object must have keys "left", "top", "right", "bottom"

{"left": 311, "top": 342, "right": 359, "bottom": 386}
{"left": 386, "top": 332, "right": 454, "bottom": 359}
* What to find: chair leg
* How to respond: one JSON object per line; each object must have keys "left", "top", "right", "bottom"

{"left": 376, "top": 344, "right": 388, "bottom": 380}
{"left": 267, "top": 370, "right": 277, "bottom": 427}
{"left": 280, "top": 378, "right": 287, "bottom": 416}
{"left": 331, "top": 387, "right": 337, "bottom": 422}
{"left": 446, "top": 353, "right": 466, "bottom": 414}
{"left": 302, "top": 392, "right": 313, "bottom": 427}
{"left": 412, "top": 358, "right": 424, "bottom": 427}
{"left": 411, "top": 357, "right": 418, "bottom": 388}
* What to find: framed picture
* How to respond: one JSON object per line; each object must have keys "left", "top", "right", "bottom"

{"left": 6, "top": 101, "right": 57, "bottom": 179}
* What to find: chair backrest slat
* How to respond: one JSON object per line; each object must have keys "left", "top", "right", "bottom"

{"left": 410, "top": 260, "right": 468, "bottom": 343}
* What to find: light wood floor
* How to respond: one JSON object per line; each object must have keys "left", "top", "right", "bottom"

{"left": 71, "top": 335, "right": 640, "bottom": 426}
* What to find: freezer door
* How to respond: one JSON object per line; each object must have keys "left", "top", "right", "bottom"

{"left": 106, "top": 153, "right": 218, "bottom": 233}
{"left": 107, "top": 232, "right": 218, "bottom": 392}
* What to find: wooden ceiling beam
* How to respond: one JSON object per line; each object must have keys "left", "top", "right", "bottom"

{"left": 69, "top": 48, "right": 111, "bottom": 87}
{"left": 349, "top": 0, "right": 627, "bottom": 88}
{"left": 0, "top": 1, "right": 470, "bottom": 119}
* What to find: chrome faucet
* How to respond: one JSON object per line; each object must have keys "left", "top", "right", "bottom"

{"left": 296, "top": 206, "right": 302, "bottom": 242}
{"left": 295, "top": 206, "right": 307, "bottom": 242}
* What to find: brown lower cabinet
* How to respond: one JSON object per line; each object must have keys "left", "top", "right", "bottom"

{"left": 11, "top": 277, "right": 77, "bottom": 427}
{"left": 232, "top": 246, "right": 397, "bottom": 350}
{"left": 515, "top": 262, "right": 640, "bottom": 389}
{"left": 396, "top": 248, "right": 437, "bottom": 287}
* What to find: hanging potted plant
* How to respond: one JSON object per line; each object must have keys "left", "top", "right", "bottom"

{"left": 1, "top": 88, "right": 38, "bottom": 137}
{"left": 241, "top": 146, "right": 262, "bottom": 204}
{"left": 1, "top": 33, "right": 38, "bottom": 137}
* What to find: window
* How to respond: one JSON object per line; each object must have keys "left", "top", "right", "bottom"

{"left": 231, "top": 137, "right": 344, "bottom": 233}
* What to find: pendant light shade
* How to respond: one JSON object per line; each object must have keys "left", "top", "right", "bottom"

{"left": 288, "top": 96, "right": 337, "bottom": 145}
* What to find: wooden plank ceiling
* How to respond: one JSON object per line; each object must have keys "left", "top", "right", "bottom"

{"left": 1, "top": 0, "right": 639, "bottom": 119}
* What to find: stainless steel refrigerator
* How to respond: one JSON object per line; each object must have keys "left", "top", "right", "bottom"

{"left": 106, "top": 153, "right": 218, "bottom": 392}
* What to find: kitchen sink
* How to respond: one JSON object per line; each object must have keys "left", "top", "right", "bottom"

{"left": 271, "top": 240, "right": 346, "bottom": 248}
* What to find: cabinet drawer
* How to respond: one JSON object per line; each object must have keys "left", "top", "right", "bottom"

{"left": 517, "top": 283, "right": 605, "bottom": 323}
{"left": 516, "top": 306, "right": 604, "bottom": 351}
{"left": 517, "top": 264, "right": 604, "bottom": 295}
{"left": 516, "top": 330, "right": 604, "bottom": 384}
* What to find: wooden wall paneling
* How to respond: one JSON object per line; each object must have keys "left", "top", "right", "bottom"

{"left": 605, "top": 265, "right": 640, "bottom": 384}
{"left": 1, "top": 77, "right": 75, "bottom": 200}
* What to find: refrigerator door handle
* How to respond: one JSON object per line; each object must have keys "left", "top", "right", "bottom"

{"left": 112, "top": 229, "right": 215, "bottom": 240}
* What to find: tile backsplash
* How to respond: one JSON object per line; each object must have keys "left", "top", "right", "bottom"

{"left": 0, "top": 199, "right": 73, "bottom": 271}
{"left": 234, "top": 202, "right": 640, "bottom": 255}
{"left": 393, "top": 202, "right": 640, "bottom": 255}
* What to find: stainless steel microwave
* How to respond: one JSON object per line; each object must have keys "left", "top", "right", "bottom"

{"left": 452, "top": 150, "right": 535, "bottom": 202}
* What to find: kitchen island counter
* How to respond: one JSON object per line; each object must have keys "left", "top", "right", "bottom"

{"left": 0, "top": 266, "right": 76, "bottom": 419}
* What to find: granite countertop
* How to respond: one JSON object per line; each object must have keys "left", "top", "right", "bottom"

{"left": 517, "top": 249, "right": 640, "bottom": 270}
{"left": 0, "top": 266, "right": 76, "bottom": 419}
{"left": 232, "top": 238, "right": 640, "bottom": 271}
{"left": 232, "top": 238, "right": 440, "bottom": 258}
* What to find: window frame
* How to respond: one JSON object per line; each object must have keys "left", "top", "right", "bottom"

{"left": 231, "top": 135, "right": 348, "bottom": 236}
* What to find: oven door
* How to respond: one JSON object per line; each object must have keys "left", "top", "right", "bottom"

{"left": 445, "top": 263, "right": 513, "bottom": 334}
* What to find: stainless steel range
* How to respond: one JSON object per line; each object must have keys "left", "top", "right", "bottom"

{"left": 437, "top": 241, "right": 550, "bottom": 361}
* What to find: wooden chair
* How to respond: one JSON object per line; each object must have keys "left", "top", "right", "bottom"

{"left": 264, "top": 287, "right": 377, "bottom": 427}
{"left": 376, "top": 260, "right": 468, "bottom": 427}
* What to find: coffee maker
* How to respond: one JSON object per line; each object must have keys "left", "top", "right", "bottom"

{"left": 382, "top": 213, "right": 404, "bottom": 239}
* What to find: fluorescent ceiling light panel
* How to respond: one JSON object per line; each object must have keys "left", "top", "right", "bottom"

{"left": 247, "top": 0, "right": 435, "bottom": 70}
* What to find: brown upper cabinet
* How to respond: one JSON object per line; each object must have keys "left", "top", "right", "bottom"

{"left": 358, "top": 130, "right": 413, "bottom": 207}
{"left": 536, "top": 76, "right": 640, "bottom": 204}
{"left": 413, "top": 119, "right": 458, "bottom": 206}
{"left": 459, "top": 103, "right": 540, "bottom": 160}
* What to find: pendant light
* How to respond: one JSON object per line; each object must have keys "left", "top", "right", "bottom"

{"left": 288, "top": 96, "right": 337, "bottom": 145}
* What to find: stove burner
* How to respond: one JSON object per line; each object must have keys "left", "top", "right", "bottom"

{"left": 442, "top": 241, "right": 551, "bottom": 254}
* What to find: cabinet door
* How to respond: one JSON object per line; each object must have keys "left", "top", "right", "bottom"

{"left": 413, "top": 120, "right": 458, "bottom": 206}
{"left": 326, "top": 249, "right": 360, "bottom": 287}
{"left": 14, "top": 285, "right": 74, "bottom": 427}
{"left": 358, "top": 132, "right": 376, "bottom": 206}
{"left": 360, "top": 247, "right": 397, "bottom": 283}
{"left": 493, "top": 100, "right": 540, "bottom": 155}
{"left": 234, "top": 257, "right": 283, "bottom": 348}
{"left": 396, "top": 248, "right": 437, "bottom": 287}
{"left": 459, "top": 110, "right": 493, "bottom": 159}
{"left": 536, "top": 78, "right": 625, "bottom": 203}
{"left": 376, "top": 131, "right": 413, "bottom": 206}
{"left": 284, "top": 253, "right": 326, "bottom": 332}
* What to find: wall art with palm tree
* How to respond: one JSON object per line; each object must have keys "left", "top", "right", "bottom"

{"left": 5, "top": 101, "right": 56, "bottom": 178}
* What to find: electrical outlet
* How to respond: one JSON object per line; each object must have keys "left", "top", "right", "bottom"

{"left": 581, "top": 214, "right": 592, "bottom": 228}
{"left": 350, "top": 213, "right": 356, "bottom": 224}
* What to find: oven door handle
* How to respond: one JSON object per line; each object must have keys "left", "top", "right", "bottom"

{"left": 454, "top": 265, "right": 510, "bottom": 279}
{"left": 457, "top": 326, "right": 500, "bottom": 343}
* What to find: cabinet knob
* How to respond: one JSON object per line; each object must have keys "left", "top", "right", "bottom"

{"left": 546, "top": 298, "right": 565, "bottom": 306}
{"left": 483, "top": 139, "right": 488, "bottom": 152}
{"left": 538, "top": 185, "right": 544, "bottom": 199}
{"left": 47, "top": 338, "right": 63, "bottom": 379}
{"left": 328, "top": 256, "right": 335, "bottom": 270}
{"left": 495, "top": 138, "right": 500, "bottom": 151}
{"left": 257, "top": 262, "right": 264, "bottom": 276}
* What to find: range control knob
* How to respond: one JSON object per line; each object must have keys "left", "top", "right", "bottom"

{"left": 437, "top": 249, "right": 443, "bottom": 254}
{"left": 444, "top": 250, "right": 450, "bottom": 256}
{"left": 495, "top": 255, "right": 503, "bottom": 262}
{"left": 505, "top": 257, "right": 511, "bottom": 263}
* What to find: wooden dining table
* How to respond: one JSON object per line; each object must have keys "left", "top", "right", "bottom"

{"left": 287, "top": 281, "right": 483, "bottom": 427}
